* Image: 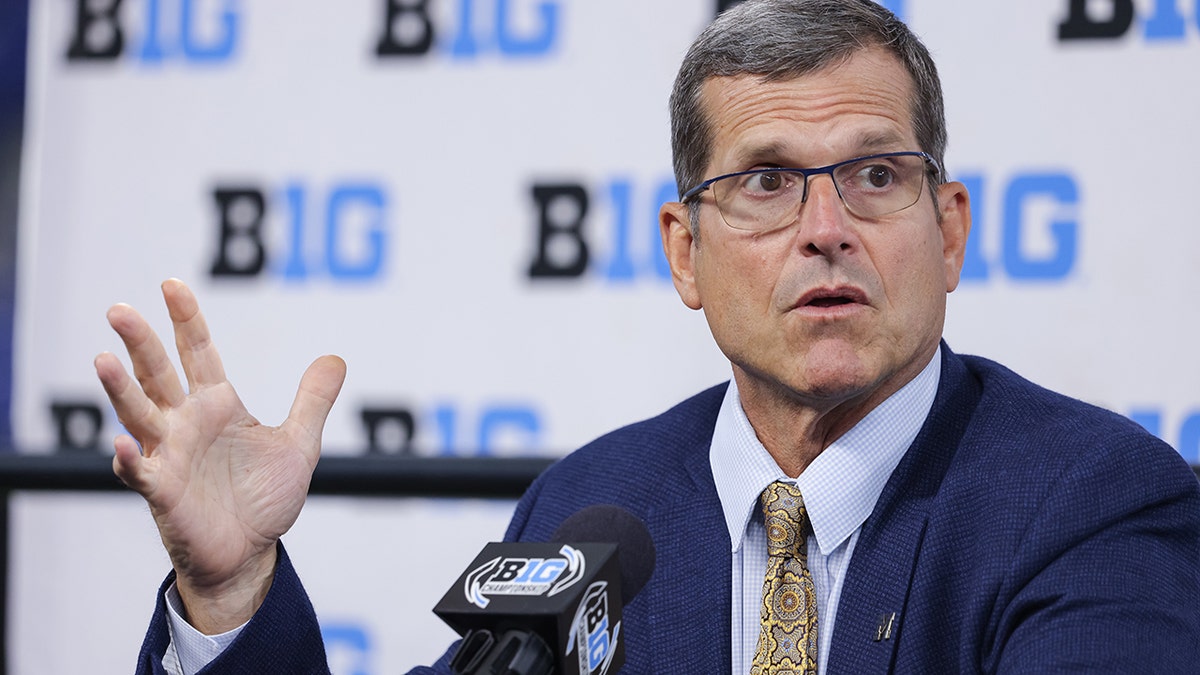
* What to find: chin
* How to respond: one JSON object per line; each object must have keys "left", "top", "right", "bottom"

{"left": 789, "top": 343, "right": 881, "bottom": 400}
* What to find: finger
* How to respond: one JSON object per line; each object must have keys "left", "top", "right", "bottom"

{"left": 282, "top": 355, "right": 347, "bottom": 460}
{"left": 161, "top": 279, "right": 228, "bottom": 390}
{"left": 106, "top": 303, "right": 186, "bottom": 408}
{"left": 95, "top": 351, "right": 166, "bottom": 448}
{"left": 112, "top": 434, "right": 156, "bottom": 496}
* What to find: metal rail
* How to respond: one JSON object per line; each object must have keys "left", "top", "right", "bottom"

{"left": 0, "top": 453, "right": 556, "bottom": 497}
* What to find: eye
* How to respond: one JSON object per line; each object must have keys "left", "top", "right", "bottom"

{"left": 739, "top": 170, "right": 796, "bottom": 196}
{"left": 862, "top": 164, "right": 896, "bottom": 189}
{"left": 756, "top": 172, "right": 783, "bottom": 192}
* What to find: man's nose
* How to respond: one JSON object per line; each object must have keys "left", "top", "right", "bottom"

{"left": 795, "top": 172, "right": 854, "bottom": 256}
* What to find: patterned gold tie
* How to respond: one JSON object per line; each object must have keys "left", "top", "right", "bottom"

{"left": 751, "top": 481, "right": 818, "bottom": 675}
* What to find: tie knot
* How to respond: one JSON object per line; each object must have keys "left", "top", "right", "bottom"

{"left": 760, "top": 481, "right": 810, "bottom": 557}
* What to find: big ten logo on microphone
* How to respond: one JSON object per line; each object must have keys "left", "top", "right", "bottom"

{"left": 714, "top": 0, "right": 907, "bottom": 21}
{"left": 360, "top": 400, "right": 543, "bottom": 456}
{"left": 65, "top": 0, "right": 239, "bottom": 64}
{"left": 526, "top": 176, "right": 677, "bottom": 283}
{"left": 1058, "top": 0, "right": 1200, "bottom": 42}
{"left": 209, "top": 180, "right": 390, "bottom": 282}
{"left": 956, "top": 171, "right": 1080, "bottom": 283}
{"left": 466, "top": 546, "right": 583, "bottom": 607}
{"left": 572, "top": 582, "right": 618, "bottom": 674}
{"left": 374, "top": 0, "right": 562, "bottom": 60}
{"left": 1129, "top": 407, "right": 1200, "bottom": 464}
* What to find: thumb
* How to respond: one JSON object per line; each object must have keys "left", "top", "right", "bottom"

{"left": 284, "top": 355, "right": 347, "bottom": 453}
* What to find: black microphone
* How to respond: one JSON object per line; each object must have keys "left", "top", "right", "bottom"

{"left": 433, "top": 505, "right": 656, "bottom": 675}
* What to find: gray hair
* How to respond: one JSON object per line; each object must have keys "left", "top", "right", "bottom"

{"left": 669, "top": 0, "right": 948, "bottom": 225}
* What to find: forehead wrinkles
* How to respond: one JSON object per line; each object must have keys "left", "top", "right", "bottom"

{"left": 702, "top": 56, "right": 916, "bottom": 169}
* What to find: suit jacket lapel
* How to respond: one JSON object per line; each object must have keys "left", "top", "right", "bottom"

{"left": 826, "top": 348, "right": 981, "bottom": 674}
{"left": 641, "top": 420, "right": 733, "bottom": 674}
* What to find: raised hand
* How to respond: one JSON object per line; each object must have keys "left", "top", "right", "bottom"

{"left": 94, "top": 279, "right": 346, "bottom": 633}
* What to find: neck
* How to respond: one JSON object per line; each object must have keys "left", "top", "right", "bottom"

{"left": 732, "top": 354, "right": 934, "bottom": 478}
{"left": 735, "top": 381, "right": 866, "bottom": 477}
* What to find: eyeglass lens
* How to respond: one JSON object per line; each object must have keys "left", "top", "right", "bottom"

{"left": 712, "top": 154, "right": 929, "bottom": 231}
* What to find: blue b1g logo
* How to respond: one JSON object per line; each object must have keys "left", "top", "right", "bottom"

{"left": 1129, "top": 408, "right": 1200, "bottom": 463}
{"left": 321, "top": 622, "right": 374, "bottom": 675}
{"left": 66, "top": 0, "right": 240, "bottom": 64}
{"left": 209, "top": 180, "right": 390, "bottom": 282}
{"left": 360, "top": 401, "right": 543, "bottom": 457}
{"left": 1058, "top": 0, "right": 1200, "bottom": 41}
{"left": 376, "top": 0, "right": 562, "bottom": 60}
{"left": 958, "top": 171, "right": 1079, "bottom": 282}
{"left": 465, "top": 545, "right": 585, "bottom": 608}
{"left": 526, "top": 176, "right": 676, "bottom": 285}
{"left": 569, "top": 582, "right": 620, "bottom": 675}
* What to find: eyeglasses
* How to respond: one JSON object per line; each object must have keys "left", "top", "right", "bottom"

{"left": 680, "top": 151, "right": 940, "bottom": 232}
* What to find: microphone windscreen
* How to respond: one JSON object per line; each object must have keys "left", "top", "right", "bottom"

{"left": 551, "top": 505, "right": 656, "bottom": 604}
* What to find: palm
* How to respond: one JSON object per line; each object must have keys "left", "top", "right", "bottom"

{"left": 95, "top": 279, "right": 345, "bottom": 616}
{"left": 145, "top": 384, "right": 317, "bottom": 583}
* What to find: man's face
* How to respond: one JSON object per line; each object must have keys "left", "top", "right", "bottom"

{"left": 660, "top": 47, "right": 971, "bottom": 425}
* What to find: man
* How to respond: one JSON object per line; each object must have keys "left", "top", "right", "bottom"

{"left": 96, "top": 0, "right": 1200, "bottom": 673}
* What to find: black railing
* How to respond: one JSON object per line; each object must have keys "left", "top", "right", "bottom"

{"left": 0, "top": 453, "right": 556, "bottom": 497}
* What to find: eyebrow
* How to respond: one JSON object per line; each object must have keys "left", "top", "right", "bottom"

{"left": 731, "top": 141, "right": 791, "bottom": 169}
{"left": 851, "top": 130, "right": 909, "bottom": 154}
{"left": 730, "top": 129, "right": 911, "bottom": 170}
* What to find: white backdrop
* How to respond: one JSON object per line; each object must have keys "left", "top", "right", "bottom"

{"left": 11, "top": 0, "right": 1200, "bottom": 672}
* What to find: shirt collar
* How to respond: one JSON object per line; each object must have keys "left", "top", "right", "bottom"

{"left": 710, "top": 347, "right": 941, "bottom": 556}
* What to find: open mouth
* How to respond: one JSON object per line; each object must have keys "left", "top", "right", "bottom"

{"left": 806, "top": 296, "right": 855, "bottom": 308}
{"left": 797, "top": 286, "right": 867, "bottom": 309}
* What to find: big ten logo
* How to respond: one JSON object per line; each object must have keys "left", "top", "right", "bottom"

{"left": 1058, "top": 0, "right": 1200, "bottom": 41}
{"left": 209, "top": 181, "right": 390, "bottom": 282}
{"left": 1128, "top": 407, "right": 1200, "bottom": 463}
{"left": 486, "top": 556, "right": 569, "bottom": 585}
{"left": 715, "top": 0, "right": 907, "bottom": 21}
{"left": 526, "top": 177, "right": 676, "bottom": 283}
{"left": 956, "top": 171, "right": 1079, "bottom": 282}
{"left": 321, "top": 622, "right": 374, "bottom": 675}
{"left": 574, "top": 583, "right": 616, "bottom": 674}
{"left": 375, "top": 0, "right": 562, "bottom": 60}
{"left": 66, "top": 0, "right": 239, "bottom": 64}
{"left": 359, "top": 401, "right": 543, "bottom": 456}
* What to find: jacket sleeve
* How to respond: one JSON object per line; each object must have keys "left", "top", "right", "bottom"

{"left": 136, "top": 543, "right": 330, "bottom": 675}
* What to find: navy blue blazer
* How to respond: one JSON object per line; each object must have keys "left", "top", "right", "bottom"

{"left": 137, "top": 347, "right": 1200, "bottom": 673}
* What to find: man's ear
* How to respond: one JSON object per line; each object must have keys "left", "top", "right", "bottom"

{"left": 936, "top": 181, "right": 972, "bottom": 293}
{"left": 660, "top": 201, "right": 703, "bottom": 310}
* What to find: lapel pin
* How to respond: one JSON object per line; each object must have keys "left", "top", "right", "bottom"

{"left": 875, "top": 612, "right": 897, "bottom": 642}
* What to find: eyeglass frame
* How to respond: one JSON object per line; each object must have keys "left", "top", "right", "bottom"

{"left": 679, "top": 150, "right": 942, "bottom": 228}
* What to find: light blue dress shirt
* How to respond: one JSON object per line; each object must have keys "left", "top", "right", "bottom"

{"left": 163, "top": 584, "right": 243, "bottom": 675}
{"left": 711, "top": 348, "right": 940, "bottom": 675}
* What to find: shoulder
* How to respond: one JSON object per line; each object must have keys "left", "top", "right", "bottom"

{"left": 942, "top": 350, "right": 1196, "bottom": 512}
{"left": 890, "top": 351, "right": 1200, "bottom": 671}
{"left": 504, "top": 383, "right": 727, "bottom": 541}
{"left": 561, "top": 382, "right": 727, "bottom": 468}
{"left": 957, "top": 352, "right": 1174, "bottom": 456}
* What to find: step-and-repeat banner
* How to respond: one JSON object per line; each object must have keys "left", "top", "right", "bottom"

{"left": 12, "top": 0, "right": 1200, "bottom": 672}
